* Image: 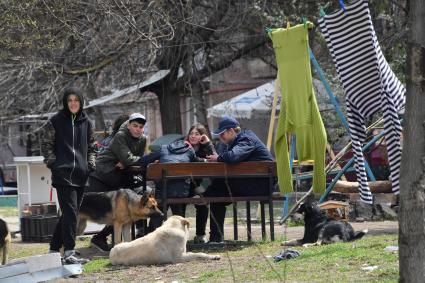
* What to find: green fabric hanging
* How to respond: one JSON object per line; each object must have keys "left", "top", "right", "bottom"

{"left": 270, "top": 23, "right": 327, "bottom": 193}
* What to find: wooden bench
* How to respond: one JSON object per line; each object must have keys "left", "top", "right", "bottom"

{"left": 145, "top": 161, "right": 282, "bottom": 241}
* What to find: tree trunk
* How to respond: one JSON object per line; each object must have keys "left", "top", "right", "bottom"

{"left": 191, "top": 82, "right": 212, "bottom": 136}
{"left": 399, "top": 0, "right": 425, "bottom": 281}
{"left": 157, "top": 86, "right": 182, "bottom": 134}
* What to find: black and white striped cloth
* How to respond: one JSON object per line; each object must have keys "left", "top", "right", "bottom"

{"left": 318, "top": 0, "right": 405, "bottom": 203}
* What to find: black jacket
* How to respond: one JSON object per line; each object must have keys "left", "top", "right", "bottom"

{"left": 194, "top": 141, "right": 216, "bottom": 159}
{"left": 42, "top": 87, "right": 96, "bottom": 188}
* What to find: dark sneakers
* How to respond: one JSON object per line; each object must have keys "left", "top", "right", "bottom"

{"left": 91, "top": 237, "right": 111, "bottom": 252}
{"left": 193, "top": 235, "right": 207, "bottom": 244}
{"left": 63, "top": 250, "right": 90, "bottom": 265}
{"left": 207, "top": 236, "right": 224, "bottom": 245}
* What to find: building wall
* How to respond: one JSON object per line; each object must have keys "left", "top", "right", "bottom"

{"left": 205, "top": 57, "right": 276, "bottom": 143}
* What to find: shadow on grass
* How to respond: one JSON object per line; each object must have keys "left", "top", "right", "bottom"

{"left": 187, "top": 240, "right": 257, "bottom": 252}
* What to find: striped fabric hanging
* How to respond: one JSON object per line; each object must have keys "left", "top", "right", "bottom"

{"left": 318, "top": 0, "right": 405, "bottom": 203}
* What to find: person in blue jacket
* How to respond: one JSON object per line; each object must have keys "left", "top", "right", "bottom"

{"left": 206, "top": 116, "right": 273, "bottom": 243}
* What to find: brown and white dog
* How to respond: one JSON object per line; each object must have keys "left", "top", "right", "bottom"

{"left": 77, "top": 189, "right": 163, "bottom": 245}
{"left": 110, "top": 215, "right": 221, "bottom": 266}
{"left": 0, "top": 218, "right": 11, "bottom": 265}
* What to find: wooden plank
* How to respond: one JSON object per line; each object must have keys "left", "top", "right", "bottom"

{"left": 319, "top": 200, "right": 349, "bottom": 210}
{"left": 266, "top": 76, "right": 280, "bottom": 150}
{"left": 333, "top": 180, "right": 392, "bottom": 194}
{"left": 147, "top": 161, "right": 277, "bottom": 179}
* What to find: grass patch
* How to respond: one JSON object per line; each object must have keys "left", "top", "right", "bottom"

{"left": 84, "top": 258, "right": 111, "bottom": 273}
{"left": 0, "top": 206, "right": 19, "bottom": 218}
{"left": 9, "top": 243, "right": 47, "bottom": 260}
{"left": 7, "top": 233, "right": 399, "bottom": 282}
{"left": 192, "top": 234, "right": 398, "bottom": 282}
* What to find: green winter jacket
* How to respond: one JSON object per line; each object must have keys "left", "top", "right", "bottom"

{"left": 92, "top": 121, "right": 146, "bottom": 187}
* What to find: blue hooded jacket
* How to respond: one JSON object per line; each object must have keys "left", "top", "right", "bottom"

{"left": 158, "top": 140, "right": 198, "bottom": 197}
{"left": 217, "top": 130, "right": 273, "bottom": 163}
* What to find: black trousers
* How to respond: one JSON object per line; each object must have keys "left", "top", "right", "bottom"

{"left": 50, "top": 186, "right": 84, "bottom": 251}
{"left": 147, "top": 204, "right": 186, "bottom": 233}
{"left": 206, "top": 179, "right": 271, "bottom": 241}
{"left": 195, "top": 204, "right": 208, "bottom": 236}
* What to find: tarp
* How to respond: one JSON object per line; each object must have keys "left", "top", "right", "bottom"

{"left": 84, "top": 70, "right": 170, "bottom": 109}
{"left": 207, "top": 81, "right": 277, "bottom": 119}
{"left": 207, "top": 78, "right": 333, "bottom": 119}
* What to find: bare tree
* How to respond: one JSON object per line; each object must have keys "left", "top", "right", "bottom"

{"left": 0, "top": 0, "right": 411, "bottom": 136}
{"left": 398, "top": 0, "right": 425, "bottom": 281}
{"left": 0, "top": 0, "right": 173, "bottom": 119}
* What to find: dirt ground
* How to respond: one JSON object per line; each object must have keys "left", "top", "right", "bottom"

{"left": 7, "top": 220, "right": 398, "bottom": 282}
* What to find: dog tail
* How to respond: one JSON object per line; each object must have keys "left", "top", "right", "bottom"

{"left": 352, "top": 229, "right": 368, "bottom": 240}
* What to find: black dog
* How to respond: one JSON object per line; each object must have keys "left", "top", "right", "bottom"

{"left": 0, "top": 218, "right": 11, "bottom": 265}
{"left": 282, "top": 202, "right": 367, "bottom": 247}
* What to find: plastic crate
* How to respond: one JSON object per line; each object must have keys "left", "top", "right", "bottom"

{"left": 20, "top": 215, "right": 59, "bottom": 242}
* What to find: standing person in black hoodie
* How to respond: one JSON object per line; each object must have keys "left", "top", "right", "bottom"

{"left": 42, "top": 87, "right": 96, "bottom": 264}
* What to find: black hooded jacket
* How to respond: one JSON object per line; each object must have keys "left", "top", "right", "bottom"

{"left": 41, "top": 87, "right": 96, "bottom": 188}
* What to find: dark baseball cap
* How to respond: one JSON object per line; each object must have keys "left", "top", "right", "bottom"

{"left": 128, "top": 113, "right": 146, "bottom": 124}
{"left": 213, "top": 116, "right": 240, "bottom": 136}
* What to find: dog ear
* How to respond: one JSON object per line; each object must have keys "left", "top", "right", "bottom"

{"left": 181, "top": 218, "right": 190, "bottom": 227}
{"left": 140, "top": 193, "right": 149, "bottom": 206}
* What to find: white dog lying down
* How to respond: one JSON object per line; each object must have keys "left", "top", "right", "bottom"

{"left": 110, "top": 215, "right": 221, "bottom": 265}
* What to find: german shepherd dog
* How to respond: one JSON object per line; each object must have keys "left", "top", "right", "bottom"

{"left": 110, "top": 215, "right": 220, "bottom": 266}
{"left": 0, "top": 218, "right": 11, "bottom": 265}
{"left": 282, "top": 201, "right": 367, "bottom": 247}
{"left": 77, "top": 189, "right": 163, "bottom": 245}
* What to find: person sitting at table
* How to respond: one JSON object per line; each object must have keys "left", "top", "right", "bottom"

{"left": 185, "top": 124, "right": 216, "bottom": 244}
{"left": 87, "top": 113, "right": 160, "bottom": 251}
{"left": 147, "top": 124, "right": 215, "bottom": 234}
{"left": 205, "top": 116, "right": 273, "bottom": 244}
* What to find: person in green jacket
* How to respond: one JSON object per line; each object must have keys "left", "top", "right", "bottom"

{"left": 92, "top": 113, "right": 150, "bottom": 189}
{"left": 88, "top": 113, "right": 160, "bottom": 251}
